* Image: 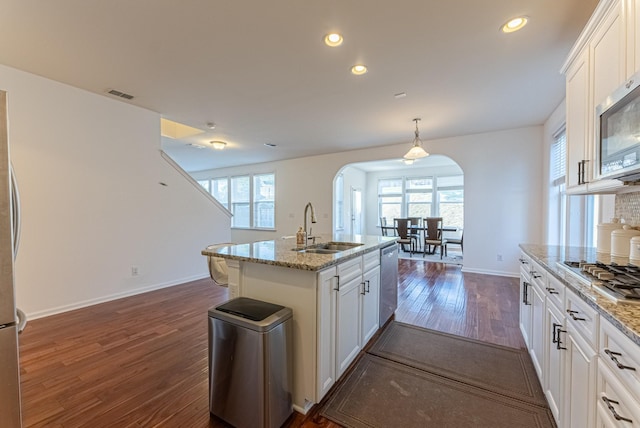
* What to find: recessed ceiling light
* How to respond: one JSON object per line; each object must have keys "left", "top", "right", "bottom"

{"left": 324, "top": 33, "right": 343, "bottom": 47}
{"left": 394, "top": 92, "right": 407, "bottom": 99}
{"left": 210, "top": 141, "right": 227, "bottom": 150}
{"left": 206, "top": 122, "right": 216, "bottom": 129}
{"left": 187, "top": 143, "right": 206, "bottom": 149}
{"left": 264, "top": 143, "right": 277, "bottom": 147}
{"left": 351, "top": 64, "right": 368, "bottom": 75}
{"left": 501, "top": 16, "right": 528, "bottom": 33}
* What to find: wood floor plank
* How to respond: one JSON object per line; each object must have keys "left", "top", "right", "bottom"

{"left": 19, "top": 260, "right": 522, "bottom": 427}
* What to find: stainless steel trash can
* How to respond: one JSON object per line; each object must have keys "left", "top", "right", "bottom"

{"left": 208, "top": 297, "right": 293, "bottom": 428}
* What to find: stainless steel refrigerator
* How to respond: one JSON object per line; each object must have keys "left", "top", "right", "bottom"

{"left": 0, "top": 90, "right": 24, "bottom": 427}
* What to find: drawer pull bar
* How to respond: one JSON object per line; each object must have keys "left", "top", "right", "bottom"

{"left": 523, "top": 282, "right": 531, "bottom": 305}
{"left": 546, "top": 287, "right": 559, "bottom": 295}
{"left": 365, "top": 280, "right": 370, "bottom": 293}
{"left": 518, "top": 258, "right": 528, "bottom": 264}
{"left": 333, "top": 275, "right": 340, "bottom": 291}
{"left": 360, "top": 282, "right": 366, "bottom": 295}
{"left": 604, "top": 349, "right": 637, "bottom": 371}
{"left": 532, "top": 272, "right": 542, "bottom": 279}
{"left": 566, "top": 309, "right": 586, "bottom": 321}
{"left": 602, "top": 397, "right": 633, "bottom": 423}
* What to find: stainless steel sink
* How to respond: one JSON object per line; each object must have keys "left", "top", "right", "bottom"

{"left": 294, "top": 242, "right": 364, "bottom": 254}
{"left": 301, "top": 248, "right": 341, "bottom": 254}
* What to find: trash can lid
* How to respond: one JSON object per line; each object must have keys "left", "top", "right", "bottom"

{"left": 215, "top": 297, "right": 286, "bottom": 322}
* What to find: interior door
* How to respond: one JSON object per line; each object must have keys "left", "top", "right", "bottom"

{"left": 350, "top": 187, "right": 362, "bottom": 235}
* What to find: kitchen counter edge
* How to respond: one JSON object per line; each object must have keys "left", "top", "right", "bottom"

{"left": 202, "top": 234, "right": 399, "bottom": 272}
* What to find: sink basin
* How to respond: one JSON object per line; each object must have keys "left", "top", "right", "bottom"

{"left": 301, "top": 248, "right": 341, "bottom": 254}
{"left": 322, "top": 242, "right": 364, "bottom": 251}
{"left": 294, "top": 242, "right": 364, "bottom": 254}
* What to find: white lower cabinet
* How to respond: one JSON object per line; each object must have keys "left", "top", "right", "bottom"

{"left": 544, "top": 298, "right": 566, "bottom": 423}
{"left": 360, "top": 264, "right": 380, "bottom": 346}
{"left": 316, "top": 267, "right": 337, "bottom": 399}
{"left": 597, "top": 317, "right": 640, "bottom": 427}
{"left": 563, "top": 289, "right": 599, "bottom": 428}
{"left": 318, "top": 250, "right": 382, "bottom": 399}
{"left": 530, "top": 279, "right": 546, "bottom": 379}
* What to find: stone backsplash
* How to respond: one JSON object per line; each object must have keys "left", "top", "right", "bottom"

{"left": 615, "top": 191, "right": 640, "bottom": 225}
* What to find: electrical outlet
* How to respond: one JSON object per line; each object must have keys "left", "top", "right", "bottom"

{"left": 496, "top": 254, "right": 503, "bottom": 262}
{"left": 131, "top": 266, "right": 139, "bottom": 276}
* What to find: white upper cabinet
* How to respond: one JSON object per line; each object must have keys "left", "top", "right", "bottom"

{"left": 566, "top": 49, "right": 591, "bottom": 192}
{"left": 563, "top": 0, "right": 628, "bottom": 194}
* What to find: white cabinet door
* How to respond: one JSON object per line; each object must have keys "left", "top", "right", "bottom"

{"left": 520, "top": 275, "right": 533, "bottom": 349}
{"left": 316, "top": 267, "right": 337, "bottom": 400}
{"left": 564, "top": 326, "right": 598, "bottom": 428}
{"left": 566, "top": 48, "right": 591, "bottom": 192}
{"left": 530, "top": 281, "right": 546, "bottom": 380}
{"left": 545, "top": 301, "right": 566, "bottom": 424}
{"left": 360, "top": 266, "right": 380, "bottom": 346}
{"left": 336, "top": 275, "right": 362, "bottom": 378}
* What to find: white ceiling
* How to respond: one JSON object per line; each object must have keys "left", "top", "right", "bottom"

{"left": 0, "top": 0, "right": 598, "bottom": 172}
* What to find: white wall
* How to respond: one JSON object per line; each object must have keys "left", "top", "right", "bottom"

{"left": 1, "top": 64, "right": 231, "bottom": 319}
{"left": 196, "top": 126, "right": 544, "bottom": 276}
{"left": 338, "top": 166, "right": 367, "bottom": 234}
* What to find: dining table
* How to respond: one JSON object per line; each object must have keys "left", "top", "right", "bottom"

{"left": 381, "top": 224, "right": 459, "bottom": 253}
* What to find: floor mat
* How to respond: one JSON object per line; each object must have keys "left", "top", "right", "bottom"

{"left": 367, "top": 321, "right": 546, "bottom": 406}
{"left": 320, "top": 354, "right": 555, "bottom": 428}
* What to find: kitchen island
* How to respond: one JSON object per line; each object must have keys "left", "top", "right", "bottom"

{"left": 202, "top": 234, "right": 398, "bottom": 414}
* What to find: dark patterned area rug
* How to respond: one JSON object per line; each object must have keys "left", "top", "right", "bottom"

{"left": 320, "top": 322, "right": 555, "bottom": 428}
{"left": 368, "top": 322, "right": 546, "bottom": 406}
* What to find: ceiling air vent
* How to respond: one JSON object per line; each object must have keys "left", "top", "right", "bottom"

{"left": 106, "top": 89, "right": 134, "bottom": 100}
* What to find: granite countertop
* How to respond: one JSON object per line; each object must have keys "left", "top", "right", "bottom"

{"left": 202, "top": 234, "right": 398, "bottom": 271}
{"left": 520, "top": 244, "right": 640, "bottom": 347}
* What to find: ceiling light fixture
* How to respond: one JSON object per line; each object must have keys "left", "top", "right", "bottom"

{"left": 324, "top": 33, "right": 343, "bottom": 47}
{"left": 501, "top": 16, "right": 528, "bottom": 33}
{"left": 206, "top": 122, "right": 216, "bottom": 129}
{"left": 210, "top": 141, "right": 227, "bottom": 150}
{"left": 351, "top": 64, "right": 368, "bottom": 75}
{"left": 403, "top": 118, "right": 429, "bottom": 160}
{"left": 264, "top": 143, "right": 277, "bottom": 147}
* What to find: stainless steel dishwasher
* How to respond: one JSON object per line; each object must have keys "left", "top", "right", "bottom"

{"left": 379, "top": 243, "right": 399, "bottom": 326}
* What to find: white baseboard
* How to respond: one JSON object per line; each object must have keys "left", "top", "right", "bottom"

{"left": 25, "top": 273, "right": 210, "bottom": 321}
{"left": 461, "top": 266, "right": 519, "bottom": 278}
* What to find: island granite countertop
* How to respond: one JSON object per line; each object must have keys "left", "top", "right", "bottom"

{"left": 520, "top": 244, "right": 640, "bottom": 347}
{"left": 202, "top": 234, "right": 398, "bottom": 272}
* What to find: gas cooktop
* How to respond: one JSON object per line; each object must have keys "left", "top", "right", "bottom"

{"left": 558, "top": 261, "right": 640, "bottom": 304}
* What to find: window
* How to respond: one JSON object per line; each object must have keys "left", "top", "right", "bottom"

{"left": 378, "top": 175, "right": 464, "bottom": 227}
{"left": 253, "top": 174, "right": 275, "bottom": 228}
{"left": 548, "top": 127, "right": 595, "bottom": 247}
{"left": 548, "top": 127, "right": 567, "bottom": 245}
{"left": 198, "top": 173, "right": 275, "bottom": 229}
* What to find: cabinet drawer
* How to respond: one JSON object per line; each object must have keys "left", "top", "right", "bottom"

{"left": 362, "top": 250, "right": 380, "bottom": 272}
{"left": 600, "top": 319, "right": 640, "bottom": 403}
{"left": 545, "top": 275, "right": 565, "bottom": 310}
{"left": 337, "top": 257, "right": 362, "bottom": 284}
{"left": 597, "top": 360, "right": 640, "bottom": 427}
{"left": 565, "top": 289, "right": 599, "bottom": 349}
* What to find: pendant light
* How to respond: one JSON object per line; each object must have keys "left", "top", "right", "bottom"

{"left": 403, "top": 118, "right": 429, "bottom": 160}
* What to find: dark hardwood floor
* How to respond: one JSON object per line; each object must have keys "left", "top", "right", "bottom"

{"left": 18, "top": 259, "right": 522, "bottom": 427}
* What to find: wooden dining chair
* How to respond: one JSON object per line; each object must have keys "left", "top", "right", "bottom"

{"left": 407, "top": 217, "right": 422, "bottom": 250}
{"left": 423, "top": 217, "right": 448, "bottom": 259}
{"left": 394, "top": 218, "right": 416, "bottom": 257}
{"left": 446, "top": 229, "right": 463, "bottom": 253}
{"left": 380, "top": 217, "right": 389, "bottom": 236}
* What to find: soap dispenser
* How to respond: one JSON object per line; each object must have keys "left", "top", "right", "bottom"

{"left": 296, "top": 226, "right": 306, "bottom": 246}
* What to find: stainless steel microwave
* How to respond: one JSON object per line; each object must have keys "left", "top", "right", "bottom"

{"left": 596, "top": 72, "right": 640, "bottom": 182}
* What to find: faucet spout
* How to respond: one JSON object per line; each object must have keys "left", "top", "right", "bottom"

{"left": 304, "top": 202, "right": 317, "bottom": 244}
